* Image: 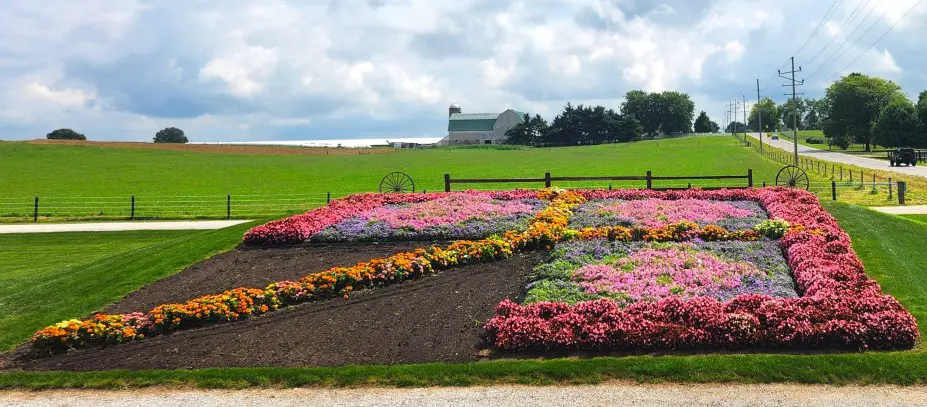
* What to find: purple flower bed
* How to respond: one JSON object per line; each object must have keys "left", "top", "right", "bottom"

{"left": 523, "top": 239, "right": 796, "bottom": 305}
{"left": 313, "top": 195, "right": 547, "bottom": 242}
{"left": 568, "top": 199, "right": 768, "bottom": 230}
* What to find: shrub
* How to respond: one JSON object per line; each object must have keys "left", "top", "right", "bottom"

{"left": 754, "top": 219, "right": 790, "bottom": 239}
{"left": 806, "top": 137, "right": 824, "bottom": 144}
{"left": 153, "top": 127, "right": 188, "bottom": 144}
{"left": 46, "top": 128, "right": 86, "bottom": 140}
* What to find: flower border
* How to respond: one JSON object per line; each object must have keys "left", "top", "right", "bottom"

{"left": 30, "top": 188, "right": 919, "bottom": 354}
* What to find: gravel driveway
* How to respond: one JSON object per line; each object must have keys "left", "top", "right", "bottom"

{"left": 2, "top": 383, "right": 926, "bottom": 406}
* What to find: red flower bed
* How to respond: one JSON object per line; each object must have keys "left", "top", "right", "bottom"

{"left": 242, "top": 190, "right": 539, "bottom": 245}
{"left": 484, "top": 188, "right": 920, "bottom": 351}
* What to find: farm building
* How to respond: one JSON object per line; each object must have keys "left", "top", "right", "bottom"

{"left": 439, "top": 104, "right": 526, "bottom": 145}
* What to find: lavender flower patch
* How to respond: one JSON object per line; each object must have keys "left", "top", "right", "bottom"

{"left": 568, "top": 199, "right": 769, "bottom": 230}
{"left": 313, "top": 197, "right": 547, "bottom": 242}
{"left": 524, "top": 239, "right": 796, "bottom": 305}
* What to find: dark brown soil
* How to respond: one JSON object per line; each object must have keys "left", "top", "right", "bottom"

{"left": 11, "top": 245, "right": 541, "bottom": 371}
{"left": 104, "top": 242, "right": 436, "bottom": 313}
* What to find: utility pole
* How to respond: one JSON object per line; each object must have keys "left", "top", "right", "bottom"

{"left": 730, "top": 101, "right": 736, "bottom": 136}
{"left": 779, "top": 56, "right": 804, "bottom": 165}
{"left": 756, "top": 79, "right": 763, "bottom": 153}
{"left": 742, "top": 95, "right": 747, "bottom": 144}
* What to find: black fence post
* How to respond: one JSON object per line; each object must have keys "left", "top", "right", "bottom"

{"left": 747, "top": 169, "right": 753, "bottom": 188}
{"left": 544, "top": 172, "right": 551, "bottom": 188}
{"left": 227, "top": 194, "right": 231, "bottom": 220}
{"left": 608, "top": 184, "right": 612, "bottom": 190}
{"left": 831, "top": 181, "right": 837, "bottom": 201}
{"left": 444, "top": 174, "right": 451, "bottom": 192}
{"left": 130, "top": 196, "right": 135, "bottom": 220}
{"left": 888, "top": 178, "right": 893, "bottom": 200}
{"left": 33, "top": 196, "right": 38, "bottom": 223}
{"left": 327, "top": 192, "right": 331, "bottom": 204}
{"left": 898, "top": 181, "right": 906, "bottom": 205}
{"left": 646, "top": 171, "right": 653, "bottom": 190}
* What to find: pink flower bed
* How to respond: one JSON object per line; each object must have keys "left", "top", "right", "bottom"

{"left": 243, "top": 190, "right": 539, "bottom": 245}
{"left": 574, "top": 245, "right": 768, "bottom": 303}
{"left": 580, "top": 199, "right": 755, "bottom": 228}
{"left": 363, "top": 195, "right": 537, "bottom": 229}
{"left": 485, "top": 188, "right": 920, "bottom": 351}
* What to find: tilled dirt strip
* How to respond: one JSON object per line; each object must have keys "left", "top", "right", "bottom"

{"left": 12, "top": 248, "right": 541, "bottom": 371}
{"left": 3, "top": 384, "right": 926, "bottom": 407}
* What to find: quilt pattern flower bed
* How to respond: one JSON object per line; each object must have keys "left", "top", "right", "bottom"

{"left": 30, "top": 187, "right": 919, "bottom": 355}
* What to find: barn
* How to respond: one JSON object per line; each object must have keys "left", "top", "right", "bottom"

{"left": 440, "top": 104, "right": 526, "bottom": 145}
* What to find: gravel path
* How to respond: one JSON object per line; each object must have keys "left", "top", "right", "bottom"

{"left": 2, "top": 384, "right": 926, "bottom": 406}
{"left": 746, "top": 133, "right": 927, "bottom": 178}
{"left": 0, "top": 220, "right": 250, "bottom": 234}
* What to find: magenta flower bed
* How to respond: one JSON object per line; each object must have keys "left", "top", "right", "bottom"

{"left": 569, "top": 198, "right": 767, "bottom": 230}
{"left": 485, "top": 188, "right": 920, "bottom": 351}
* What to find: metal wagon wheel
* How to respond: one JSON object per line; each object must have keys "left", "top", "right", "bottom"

{"left": 379, "top": 171, "right": 415, "bottom": 193}
{"left": 775, "top": 165, "right": 810, "bottom": 190}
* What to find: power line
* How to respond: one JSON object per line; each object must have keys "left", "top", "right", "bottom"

{"left": 793, "top": 0, "right": 845, "bottom": 59}
{"left": 805, "top": 0, "right": 867, "bottom": 66}
{"left": 824, "top": 4, "right": 892, "bottom": 75}
{"left": 834, "top": 0, "right": 925, "bottom": 76}
{"left": 805, "top": 0, "right": 877, "bottom": 80}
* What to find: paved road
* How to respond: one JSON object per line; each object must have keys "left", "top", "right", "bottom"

{"left": 746, "top": 133, "right": 927, "bottom": 178}
{"left": 0, "top": 220, "right": 251, "bottom": 234}
{"left": 1, "top": 384, "right": 925, "bottom": 406}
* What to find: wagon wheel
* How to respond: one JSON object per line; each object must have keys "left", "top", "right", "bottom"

{"left": 379, "top": 172, "right": 415, "bottom": 193}
{"left": 775, "top": 165, "right": 809, "bottom": 190}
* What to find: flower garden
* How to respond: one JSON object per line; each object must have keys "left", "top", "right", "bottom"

{"left": 27, "top": 187, "right": 919, "bottom": 359}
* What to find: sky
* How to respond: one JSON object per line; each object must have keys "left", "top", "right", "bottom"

{"left": 2, "top": 0, "right": 925, "bottom": 142}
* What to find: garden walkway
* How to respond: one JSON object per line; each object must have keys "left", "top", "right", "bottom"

{"left": 0, "top": 220, "right": 250, "bottom": 234}
{"left": 870, "top": 205, "right": 927, "bottom": 215}
{"left": 745, "top": 133, "right": 927, "bottom": 178}
{"left": 2, "top": 384, "right": 925, "bottom": 406}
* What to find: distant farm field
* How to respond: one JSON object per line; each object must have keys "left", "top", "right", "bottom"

{"left": 1, "top": 137, "right": 784, "bottom": 198}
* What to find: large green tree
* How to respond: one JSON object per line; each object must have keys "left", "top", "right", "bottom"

{"left": 620, "top": 90, "right": 695, "bottom": 136}
{"left": 918, "top": 91, "right": 927, "bottom": 140}
{"left": 747, "top": 97, "right": 779, "bottom": 132}
{"left": 821, "top": 73, "right": 904, "bottom": 151}
{"left": 872, "top": 99, "right": 921, "bottom": 148}
{"left": 46, "top": 128, "right": 86, "bottom": 140}
{"left": 504, "top": 113, "right": 548, "bottom": 146}
{"left": 693, "top": 111, "right": 719, "bottom": 133}
{"left": 153, "top": 127, "right": 188, "bottom": 144}
{"left": 803, "top": 98, "right": 825, "bottom": 130}
{"left": 778, "top": 98, "right": 806, "bottom": 131}
{"left": 542, "top": 103, "right": 641, "bottom": 146}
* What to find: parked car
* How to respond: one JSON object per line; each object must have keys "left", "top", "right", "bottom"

{"left": 889, "top": 148, "right": 917, "bottom": 167}
{"left": 771, "top": 135, "right": 779, "bottom": 140}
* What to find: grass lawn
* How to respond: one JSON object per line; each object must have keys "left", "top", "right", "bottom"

{"left": 902, "top": 215, "right": 927, "bottom": 224}
{"left": 777, "top": 130, "right": 884, "bottom": 153}
{"left": 0, "top": 221, "right": 261, "bottom": 351}
{"left": 0, "top": 201, "right": 925, "bottom": 388}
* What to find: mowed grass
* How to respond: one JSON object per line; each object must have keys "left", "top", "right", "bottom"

{"left": 0, "top": 137, "right": 786, "bottom": 197}
{"left": 0, "top": 221, "right": 261, "bottom": 351}
{"left": 1, "top": 201, "right": 926, "bottom": 387}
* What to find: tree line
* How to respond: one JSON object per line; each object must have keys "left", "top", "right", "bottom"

{"left": 747, "top": 73, "right": 927, "bottom": 150}
{"left": 46, "top": 127, "right": 189, "bottom": 143}
{"left": 505, "top": 90, "right": 705, "bottom": 146}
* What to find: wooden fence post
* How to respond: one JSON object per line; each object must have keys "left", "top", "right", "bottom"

{"left": 898, "top": 181, "right": 906, "bottom": 205}
{"left": 646, "top": 171, "right": 653, "bottom": 190}
{"left": 227, "top": 194, "right": 231, "bottom": 220}
{"left": 888, "top": 178, "right": 893, "bottom": 200}
{"left": 130, "top": 196, "right": 135, "bottom": 220}
{"left": 327, "top": 192, "right": 331, "bottom": 204}
{"left": 544, "top": 172, "right": 551, "bottom": 188}
{"left": 444, "top": 174, "right": 451, "bottom": 192}
{"left": 831, "top": 181, "right": 837, "bottom": 201}
{"left": 33, "top": 196, "right": 38, "bottom": 223}
{"left": 747, "top": 169, "right": 753, "bottom": 187}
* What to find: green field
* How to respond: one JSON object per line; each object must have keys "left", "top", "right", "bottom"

{"left": 0, "top": 137, "right": 796, "bottom": 221}
{"left": 0, "top": 222, "right": 260, "bottom": 350}
{"left": 777, "top": 130, "right": 887, "bottom": 153}
{"left": 1, "top": 202, "right": 927, "bottom": 388}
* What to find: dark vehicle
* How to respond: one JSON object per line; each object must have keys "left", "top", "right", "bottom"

{"left": 889, "top": 148, "right": 917, "bottom": 167}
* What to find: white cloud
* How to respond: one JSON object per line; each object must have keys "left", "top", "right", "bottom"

{"left": 24, "top": 83, "right": 95, "bottom": 106}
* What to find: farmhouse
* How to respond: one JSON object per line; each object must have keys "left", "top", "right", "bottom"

{"left": 440, "top": 103, "right": 526, "bottom": 145}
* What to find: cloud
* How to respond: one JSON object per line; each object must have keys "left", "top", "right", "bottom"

{"left": 0, "top": 0, "right": 926, "bottom": 141}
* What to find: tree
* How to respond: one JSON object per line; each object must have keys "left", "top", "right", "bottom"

{"left": 46, "top": 128, "right": 86, "bottom": 140}
{"left": 725, "top": 121, "right": 746, "bottom": 133}
{"left": 918, "top": 91, "right": 927, "bottom": 145}
{"left": 747, "top": 97, "right": 779, "bottom": 133}
{"left": 541, "top": 103, "right": 640, "bottom": 146}
{"left": 620, "top": 90, "right": 695, "bottom": 136}
{"left": 821, "top": 73, "right": 904, "bottom": 151}
{"left": 154, "top": 127, "right": 188, "bottom": 144}
{"left": 872, "top": 99, "right": 921, "bottom": 148}
{"left": 504, "top": 113, "right": 548, "bottom": 146}
{"left": 778, "top": 98, "right": 806, "bottom": 131}
{"left": 693, "top": 111, "right": 715, "bottom": 133}
{"left": 615, "top": 115, "right": 643, "bottom": 142}
{"left": 803, "top": 98, "right": 824, "bottom": 130}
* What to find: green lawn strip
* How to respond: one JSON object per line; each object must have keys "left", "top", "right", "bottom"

{"left": 1, "top": 352, "right": 926, "bottom": 389}
{"left": 0, "top": 221, "right": 262, "bottom": 350}
{"left": 901, "top": 215, "right": 927, "bottom": 224}
{"left": 1, "top": 201, "right": 926, "bottom": 388}
{"left": 1, "top": 137, "right": 788, "bottom": 199}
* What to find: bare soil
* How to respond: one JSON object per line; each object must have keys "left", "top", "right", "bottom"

{"left": 27, "top": 139, "right": 394, "bottom": 156}
{"left": 9, "top": 243, "right": 541, "bottom": 371}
